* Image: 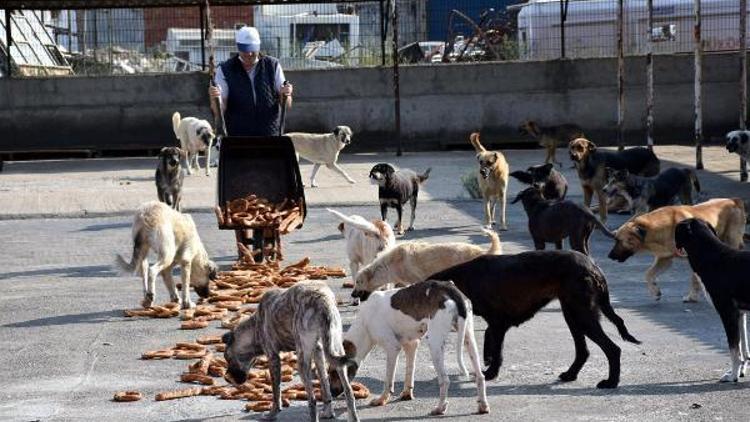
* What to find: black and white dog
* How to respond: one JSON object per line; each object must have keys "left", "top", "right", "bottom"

{"left": 726, "top": 130, "right": 750, "bottom": 159}
{"left": 369, "top": 163, "right": 431, "bottom": 235}
{"left": 155, "top": 146, "right": 185, "bottom": 211}
{"left": 510, "top": 163, "right": 568, "bottom": 200}
{"left": 675, "top": 218, "right": 750, "bottom": 382}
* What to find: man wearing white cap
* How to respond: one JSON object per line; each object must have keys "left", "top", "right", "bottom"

{"left": 209, "top": 26, "right": 293, "bottom": 137}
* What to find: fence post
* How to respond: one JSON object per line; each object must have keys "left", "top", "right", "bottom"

{"left": 740, "top": 0, "right": 748, "bottom": 181}
{"left": 559, "top": 0, "right": 566, "bottom": 58}
{"left": 646, "top": 0, "right": 654, "bottom": 150}
{"left": 617, "top": 0, "right": 625, "bottom": 151}
{"left": 380, "top": 0, "right": 386, "bottom": 66}
{"left": 200, "top": 3, "right": 206, "bottom": 71}
{"left": 391, "top": 0, "right": 402, "bottom": 156}
{"left": 694, "top": 0, "right": 703, "bottom": 169}
{"left": 4, "top": 9, "right": 11, "bottom": 78}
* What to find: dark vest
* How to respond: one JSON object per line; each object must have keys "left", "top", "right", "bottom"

{"left": 220, "top": 55, "right": 281, "bottom": 137}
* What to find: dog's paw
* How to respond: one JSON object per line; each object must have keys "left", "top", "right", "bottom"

{"left": 429, "top": 402, "right": 448, "bottom": 416}
{"left": 141, "top": 294, "right": 154, "bottom": 309}
{"left": 682, "top": 293, "right": 700, "bottom": 303}
{"left": 369, "top": 395, "right": 389, "bottom": 407}
{"left": 319, "top": 405, "right": 335, "bottom": 419}
{"left": 181, "top": 300, "right": 196, "bottom": 310}
{"left": 482, "top": 367, "right": 499, "bottom": 381}
{"left": 347, "top": 179, "right": 356, "bottom": 184}
{"left": 260, "top": 411, "right": 279, "bottom": 421}
{"left": 558, "top": 370, "right": 578, "bottom": 382}
{"left": 477, "top": 401, "right": 490, "bottom": 414}
{"left": 596, "top": 379, "right": 618, "bottom": 389}
{"left": 406, "top": 226, "right": 415, "bottom": 232}
{"left": 720, "top": 371, "right": 738, "bottom": 383}
{"left": 399, "top": 389, "right": 414, "bottom": 401}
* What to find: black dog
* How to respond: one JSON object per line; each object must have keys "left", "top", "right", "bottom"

{"left": 512, "top": 187, "right": 614, "bottom": 255}
{"left": 605, "top": 167, "right": 700, "bottom": 214}
{"left": 155, "top": 146, "right": 184, "bottom": 211}
{"left": 510, "top": 163, "right": 568, "bottom": 200}
{"left": 428, "top": 251, "right": 640, "bottom": 388}
{"left": 675, "top": 218, "right": 750, "bottom": 382}
{"left": 369, "top": 163, "right": 431, "bottom": 235}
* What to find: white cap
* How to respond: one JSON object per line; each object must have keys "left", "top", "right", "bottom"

{"left": 236, "top": 26, "right": 260, "bottom": 53}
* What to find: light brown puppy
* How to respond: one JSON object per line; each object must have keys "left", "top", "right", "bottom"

{"left": 608, "top": 198, "right": 745, "bottom": 302}
{"left": 519, "top": 120, "right": 584, "bottom": 167}
{"left": 469, "top": 132, "right": 510, "bottom": 230}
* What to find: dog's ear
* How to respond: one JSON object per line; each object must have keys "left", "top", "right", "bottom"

{"left": 337, "top": 222, "right": 345, "bottom": 233}
{"left": 510, "top": 170, "right": 534, "bottom": 185}
{"left": 511, "top": 190, "right": 525, "bottom": 204}
{"left": 176, "top": 147, "right": 187, "bottom": 159}
{"left": 222, "top": 331, "right": 234, "bottom": 347}
{"left": 586, "top": 140, "right": 597, "bottom": 152}
{"left": 491, "top": 151, "right": 500, "bottom": 163}
{"left": 333, "top": 127, "right": 341, "bottom": 137}
{"left": 159, "top": 147, "right": 169, "bottom": 155}
{"left": 635, "top": 225, "right": 647, "bottom": 241}
{"left": 741, "top": 132, "right": 749, "bottom": 144}
{"left": 539, "top": 163, "right": 554, "bottom": 175}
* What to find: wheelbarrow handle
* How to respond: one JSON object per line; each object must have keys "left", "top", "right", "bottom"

{"left": 279, "top": 80, "right": 290, "bottom": 136}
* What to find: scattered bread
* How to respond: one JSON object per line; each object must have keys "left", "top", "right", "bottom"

{"left": 113, "top": 391, "right": 142, "bottom": 402}
{"left": 155, "top": 387, "right": 203, "bottom": 401}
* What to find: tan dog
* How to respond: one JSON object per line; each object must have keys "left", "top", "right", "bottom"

{"left": 519, "top": 120, "right": 584, "bottom": 167}
{"left": 116, "top": 201, "right": 218, "bottom": 309}
{"left": 351, "top": 229, "right": 502, "bottom": 300}
{"left": 469, "top": 132, "right": 510, "bottom": 230}
{"left": 568, "top": 138, "right": 660, "bottom": 223}
{"left": 608, "top": 198, "right": 745, "bottom": 302}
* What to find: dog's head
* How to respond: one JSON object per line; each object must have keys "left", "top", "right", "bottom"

{"left": 518, "top": 120, "right": 540, "bottom": 137}
{"left": 569, "top": 138, "right": 595, "bottom": 162}
{"left": 369, "top": 163, "right": 395, "bottom": 187}
{"left": 476, "top": 151, "right": 500, "bottom": 179}
{"left": 351, "top": 248, "right": 405, "bottom": 300}
{"left": 511, "top": 186, "right": 544, "bottom": 205}
{"left": 333, "top": 126, "right": 353, "bottom": 146}
{"left": 222, "top": 319, "right": 264, "bottom": 386}
{"left": 191, "top": 259, "right": 217, "bottom": 299}
{"left": 159, "top": 147, "right": 184, "bottom": 169}
{"left": 726, "top": 130, "right": 750, "bottom": 156}
{"left": 674, "top": 218, "right": 717, "bottom": 254}
{"left": 608, "top": 221, "right": 648, "bottom": 262}
{"left": 528, "top": 163, "right": 554, "bottom": 181}
{"left": 197, "top": 125, "right": 216, "bottom": 148}
{"left": 328, "top": 339, "right": 359, "bottom": 397}
{"left": 603, "top": 168, "right": 629, "bottom": 194}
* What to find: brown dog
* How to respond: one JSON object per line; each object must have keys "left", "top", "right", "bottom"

{"left": 568, "top": 138, "right": 660, "bottom": 223}
{"left": 608, "top": 198, "right": 745, "bottom": 302}
{"left": 519, "top": 120, "right": 584, "bottom": 167}
{"left": 469, "top": 132, "right": 510, "bottom": 230}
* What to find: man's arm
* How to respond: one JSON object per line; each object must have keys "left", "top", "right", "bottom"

{"left": 209, "top": 66, "right": 229, "bottom": 116}
{"left": 276, "top": 64, "right": 293, "bottom": 108}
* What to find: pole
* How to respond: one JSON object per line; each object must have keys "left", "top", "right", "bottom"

{"left": 560, "top": 0, "right": 568, "bottom": 58}
{"left": 392, "top": 0, "right": 402, "bottom": 156}
{"left": 740, "top": 0, "right": 748, "bottom": 181}
{"left": 4, "top": 9, "right": 11, "bottom": 78}
{"left": 694, "top": 0, "right": 703, "bottom": 169}
{"left": 646, "top": 0, "right": 654, "bottom": 149}
{"left": 379, "top": 0, "right": 386, "bottom": 66}
{"left": 200, "top": 4, "right": 206, "bottom": 71}
{"left": 617, "top": 0, "right": 625, "bottom": 151}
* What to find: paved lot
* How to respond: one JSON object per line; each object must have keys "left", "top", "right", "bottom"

{"left": 2, "top": 147, "right": 750, "bottom": 421}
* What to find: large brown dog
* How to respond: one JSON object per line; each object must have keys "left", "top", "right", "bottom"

{"left": 569, "top": 138, "right": 660, "bottom": 223}
{"left": 519, "top": 120, "right": 584, "bottom": 167}
{"left": 469, "top": 132, "right": 510, "bottom": 230}
{"left": 608, "top": 198, "right": 745, "bottom": 302}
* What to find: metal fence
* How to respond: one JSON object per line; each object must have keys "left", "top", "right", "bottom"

{"left": 0, "top": 0, "right": 749, "bottom": 77}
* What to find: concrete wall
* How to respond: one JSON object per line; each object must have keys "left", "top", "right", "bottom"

{"left": 0, "top": 53, "right": 746, "bottom": 152}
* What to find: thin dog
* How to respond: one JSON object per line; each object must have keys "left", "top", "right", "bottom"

{"left": 115, "top": 201, "right": 217, "bottom": 309}
{"left": 519, "top": 120, "right": 584, "bottom": 167}
{"left": 155, "top": 146, "right": 185, "bottom": 211}
{"left": 286, "top": 126, "right": 356, "bottom": 187}
{"left": 172, "top": 111, "right": 216, "bottom": 176}
{"left": 223, "top": 281, "right": 359, "bottom": 422}
{"left": 469, "top": 132, "right": 510, "bottom": 230}
{"left": 330, "top": 280, "right": 489, "bottom": 416}
{"left": 369, "top": 163, "right": 431, "bottom": 235}
{"left": 604, "top": 167, "right": 700, "bottom": 214}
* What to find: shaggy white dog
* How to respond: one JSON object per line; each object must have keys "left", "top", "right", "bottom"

{"left": 172, "top": 111, "right": 217, "bottom": 176}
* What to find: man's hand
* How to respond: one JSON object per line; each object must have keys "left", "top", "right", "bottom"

{"left": 208, "top": 86, "right": 221, "bottom": 99}
{"left": 280, "top": 83, "right": 293, "bottom": 98}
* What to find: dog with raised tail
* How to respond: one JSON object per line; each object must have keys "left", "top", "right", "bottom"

{"left": 469, "top": 132, "right": 510, "bottom": 230}
{"left": 327, "top": 208, "right": 396, "bottom": 280}
{"left": 172, "top": 111, "right": 217, "bottom": 176}
{"left": 369, "top": 163, "right": 431, "bottom": 235}
{"left": 329, "top": 280, "right": 489, "bottom": 416}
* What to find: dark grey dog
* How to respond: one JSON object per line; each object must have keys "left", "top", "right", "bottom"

{"left": 155, "top": 147, "right": 184, "bottom": 211}
{"left": 604, "top": 167, "right": 700, "bottom": 214}
{"left": 512, "top": 186, "right": 614, "bottom": 255}
{"left": 223, "top": 281, "right": 359, "bottom": 422}
{"left": 510, "top": 163, "right": 568, "bottom": 200}
{"left": 369, "top": 163, "right": 431, "bottom": 235}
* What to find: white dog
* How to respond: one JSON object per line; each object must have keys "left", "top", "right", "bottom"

{"left": 286, "top": 126, "right": 356, "bottom": 187}
{"left": 172, "top": 111, "right": 217, "bottom": 176}
{"left": 329, "top": 280, "right": 489, "bottom": 416}
{"left": 115, "top": 201, "right": 217, "bottom": 309}
{"left": 327, "top": 208, "right": 396, "bottom": 280}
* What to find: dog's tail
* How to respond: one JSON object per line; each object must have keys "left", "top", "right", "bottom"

{"left": 469, "top": 132, "right": 486, "bottom": 153}
{"left": 595, "top": 272, "right": 641, "bottom": 344}
{"left": 418, "top": 168, "right": 431, "bottom": 184}
{"left": 481, "top": 228, "right": 503, "bottom": 255}
{"left": 587, "top": 212, "right": 615, "bottom": 239}
{"left": 687, "top": 169, "right": 701, "bottom": 193}
{"left": 322, "top": 309, "right": 358, "bottom": 370}
{"left": 326, "top": 208, "right": 381, "bottom": 237}
{"left": 171, "top": 112, "right": 181, "bottom": 138}
{"left": 114, "top": 230, "right": 144, "bottom": 275}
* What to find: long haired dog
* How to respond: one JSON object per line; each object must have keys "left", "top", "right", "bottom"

{"left": 172, "top": 112, "right": 216, "bottom": 176}
{"left": 330, "top": 280, "right": 489, "bottom": 416}
{"left": 155, "top": 146, "right": 185, "bottom": 211}
{"left": 351, "top": 230, "right": 502, "bottom": 300}
{"left": 369, "top": 163, "right": 431, "bottom": 235}
{"left": 675, "top": 218, "right": 750, "bottom": 382}
{"left": 568, "top": 138, "right": 660, "bottom": 223}
{"left": 469, "top": 132, "right": 510, "bottom": 230}
{"left": 327, "top": 208, "right": 396, "bottom": 279}
{"left": 519, "top": 120, "right": 584, "bottom": 167}
{"left": 286, "top": 126, "right": 356, "bottom": 187}
{"left": 115, "top": 201, "right": 217, "bottom": 309}
{"left": 604, "top": 167, "right": 701, "bottom": 215}
{"left": 222, "top": 282, "right": 359, "bottom": 422}
{"left": 428, "top": 251, "right": 641, "bottom": 388}
{"left": 509, "top": 162, "right": 568, "bottom": 200}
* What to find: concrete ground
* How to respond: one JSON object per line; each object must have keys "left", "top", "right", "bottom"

{"left": 1, "top": 146, "right": 750, "bottom": 422}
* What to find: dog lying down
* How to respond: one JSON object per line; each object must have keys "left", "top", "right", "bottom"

{"left": 327, "top": 208, "right": 396, "bottom": 280}
{"left": 223, "top": 281, "right": 359, "bottom": 422}
{"left": 428, "top": 251, "right": 641, "bottom": 388}
{"left": 351, "top": 229, "right": 502, "bottom": 298}
{"left": 330, "top": 280, "right": 489, "bottom": 416}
